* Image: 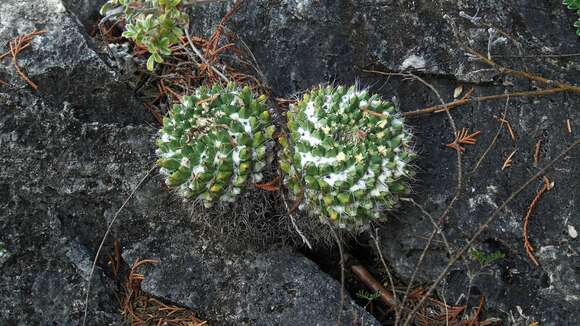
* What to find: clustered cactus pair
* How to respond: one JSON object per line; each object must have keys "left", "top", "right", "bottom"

{"left": 156, "top": 84, "right": 415, "bottom": 230}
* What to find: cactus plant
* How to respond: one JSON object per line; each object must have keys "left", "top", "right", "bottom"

{"left": 156, "top": 84, "right": 276, "bottom": 207}
{"left": 280, "top": 85, "right": 415, "bottom": 229}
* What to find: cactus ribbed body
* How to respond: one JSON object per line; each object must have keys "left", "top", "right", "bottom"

{"left": 156, "top": 84, "right": 275, "bottom": 207}
{"left": 280, "top": 85, "right": 415, "bottom": 228}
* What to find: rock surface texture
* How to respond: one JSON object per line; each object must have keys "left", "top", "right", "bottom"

{"left": 1, "top": 0, "right": 579, "bottom": 326}
{"left": 0, "top": 0, "right": 376, "bottom": 325}
{"left": 186, "top": 1, "right": 579, "bottom": 325}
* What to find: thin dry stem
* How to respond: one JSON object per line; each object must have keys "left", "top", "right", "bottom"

{"left": 501, "top": 150, "right": 517, "bottom": 171}
{"left": 401, "top": 139, "right": 580, "bottom": 326}
{"left": 82, "top": 166, "right": 157, "bottom": 326}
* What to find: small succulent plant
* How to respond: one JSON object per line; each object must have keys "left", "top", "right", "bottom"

{"left": 279, "top": 85, "right": 415, "bottom": 229}
{"left": 156, "top": 84, "right": 276, "bottom": 207}
{"left": 100, "top": 0, "right": 188, "bottom": 70}
{"left": 564, "top": 0, "right": 580, "bottom": 36}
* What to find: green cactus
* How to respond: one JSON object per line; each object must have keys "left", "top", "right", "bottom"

{"left": 280, "top": 85, "right": 415, "bottom": 229}
{"left": 156, "top": 84, "right": 276, "bottom": 207}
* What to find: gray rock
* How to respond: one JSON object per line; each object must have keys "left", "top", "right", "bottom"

{"left": 2, "top": 0, "right": 579, "bottom": 325}
{"left": 0, "top": 0, "right": 151, "bottom": 124}
{"left": 183, "top": 0, "right": 580, "bottom": 324}
{"left": 61, "top": 0, "right": 107, "bottom": 29}
{"left": 0, "top": 91, "right": 124, "bottom": 325}
{"left": 123, "top": 227, "right": 379, "bottom": 326}
{"left": 1, "top": 1, "right": 378, "bottom": 325}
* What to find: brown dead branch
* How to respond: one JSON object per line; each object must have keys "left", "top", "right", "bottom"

{"left": 1, "top": 30, "right": 47, "bottom": 90}
{"left": 364, "top": 47, "right": 580, "bottom": 118}
{"left": 501, "top": 150, "right": 517, "bottom": 171}
{"left": 402, "top": 88, "right": 568, "bottom": 118}
{"left": 464, "top": 47, "right": 580, "bottom": 93}
{"left": 351, "top": 264, "right": 397, "bottom": 308}
{"left": 523, "top": 176, "right": 552, "bottom": 266}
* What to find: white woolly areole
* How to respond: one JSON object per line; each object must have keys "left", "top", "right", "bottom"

{"left": 299, "top": 152, "right": 337, "bottom": 166}
{"left": 304, "top": 101, "right": 323, "bottom": 129}
{"left": 229, "top": 113, "right": 252, "bottom": 134}
{"left": 298, "top": 127, "right": 322, "bottom": 146}
{"left": 324, "top": 165, "right": 356, "bottom": 187}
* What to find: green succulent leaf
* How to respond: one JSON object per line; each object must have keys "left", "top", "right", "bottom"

{"left": 563, "top": 0, "right": 580, "bottom": 35}
{"left": 100, "top": 0, "right": 189, "bottom": 70}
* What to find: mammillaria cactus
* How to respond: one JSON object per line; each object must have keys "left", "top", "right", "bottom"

{"left": 279, "top": 85, "right": 415, "bottom": 229}
{"left": 156, "top": 84, "right": 275, "bottom": 207}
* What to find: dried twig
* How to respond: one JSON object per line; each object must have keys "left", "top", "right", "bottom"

{"left": 523, "top": 176, "right": 552, "bottom": 266}
{"left": 351, "top": 264, "right": 397, "bottom": 308}
{"left": 446, "top": 128, "right": 481, "bottom": 152}
{"left": 2, "top": 30, "right": 47, "bottom": 90}
{"left": 501, "top": 150, "right": 517, "bottom": 170}
{"left": 402, "top": 139, "right": 580, "bottom": 326}
{"left": 364, "top": 48, "right": 580, "bottom": 118}
{"left": 495, "top": 115, "right": 517, "bottom": 140}
{"left": 465, "top": 47, "right": 580, "bottom": 93}
{"left": 401, "top": 88, "right": 568, "bottom": 118}
{"left": 534, "top": 139, "right": 542, "bottom": 165}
